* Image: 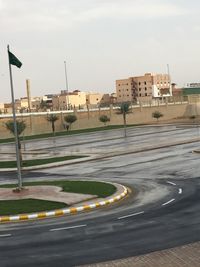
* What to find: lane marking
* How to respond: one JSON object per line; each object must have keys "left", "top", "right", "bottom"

{"left": 118, "top": 211, "right": 144, "bottom": 220}
{"left": 167, "top": 181, "right": 176, "bottom": 186}
{"left": 162, "top": 198, "right": 175, "bottom": 206}
{"left": 179, "top": 188, "right": 183, "bottom": 194}
{"left": 50, "top": 224, "right": 87, "bottom": 232}
{"left": 0, "top": 234, "right": 11, "bottom": 237}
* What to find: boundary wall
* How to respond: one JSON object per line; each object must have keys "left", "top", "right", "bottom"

{"left": 0, "top": 103, "right": 189, "bottom": 138}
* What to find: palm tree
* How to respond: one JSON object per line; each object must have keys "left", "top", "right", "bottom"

{"left": 117, "top": 102, "right": 131, "bottom": 137}
{"left": 5, "top": 120, "right": 26, "bottom": 166}
{"left": 46, "top": 114, "right": 59, "bottom": 135}
{"left": 64, "top": 114, "right": 77, "bottom": 130}
{"left": 99, "top": 115, "right": 110, "bottom": 126}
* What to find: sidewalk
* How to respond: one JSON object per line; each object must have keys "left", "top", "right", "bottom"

{"left": 80, "top": 241, "right": 200, "bottom": 267}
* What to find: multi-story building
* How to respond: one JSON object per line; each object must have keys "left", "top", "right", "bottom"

{"left": 116, "top": 73, "right": 171, "bottom": 103}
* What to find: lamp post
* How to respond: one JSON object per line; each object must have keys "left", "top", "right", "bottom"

{"left": 64, "top": 61, "right": 69, "bottom": 110}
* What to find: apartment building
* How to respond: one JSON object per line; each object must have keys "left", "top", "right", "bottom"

{"left": 116, "top": 73, "right": 171, "bottom": 103}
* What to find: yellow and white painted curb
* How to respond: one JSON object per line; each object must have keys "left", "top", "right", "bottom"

{"left": 0, "top": 186, "right": 128, "bottom": 223}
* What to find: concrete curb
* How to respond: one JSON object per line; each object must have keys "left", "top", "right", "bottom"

{"left": 0, "top": 185, "right": 128, "bottom": 223}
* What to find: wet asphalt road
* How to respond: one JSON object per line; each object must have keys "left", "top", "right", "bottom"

{"left": 0, "top": 124, "right": 200, "bottom": 266}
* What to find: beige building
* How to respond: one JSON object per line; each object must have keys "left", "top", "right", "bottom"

{"left": 52, "top": 90, "right": 86, "bottom": 110}
{"left": 15, "top": 97, "right": 42, "bottom": 112}
{"left": 116, "top": 73, "right": 171, "bottom": 103}
{"left": 86, "top": 92, "right": 110, "bottom": 107}
{"left": 0, "top": 103, "right": 4, "bottom": 113}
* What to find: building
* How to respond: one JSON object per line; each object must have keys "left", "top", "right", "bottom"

{"left": 0, "top": 103, "right": 4, "bottom": 113}
{"left": 52, "top": 90, "right": 86, "bottom": 110}
{"left": 86, "top": 92, "right": 111, "bottom": 107}
{"left": 116, "top": 73, "right": 171, "bottom": 103}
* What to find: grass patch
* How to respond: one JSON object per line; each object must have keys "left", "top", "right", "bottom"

{"left": 0, "top": 181, "right": 116, "bottom": 215}
{"left": 0, "top": 155, "right": 87, "bottom": 168}
{"left": 0, "top": 124, "right": 140, "bottom": 144}
{"left": 0, "top": 199, "right": 67, "bottom": 216}
{"left": 1, "top": 180, "right": 116, "bottom": 198}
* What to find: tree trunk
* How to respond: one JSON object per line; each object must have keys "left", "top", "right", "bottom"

{"left": 123, "top": 112, "right": 127, "bottom": 137}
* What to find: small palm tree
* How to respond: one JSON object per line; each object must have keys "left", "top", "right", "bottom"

{"left": 152, "top": 111, "right": 163, "bottom": 122}
{"left": 64, "top": 114, "right": 77, "bottom": 130}
{"left": 5, "top": 120, "right": 26, "bottom": 166}
{"left": 117, "top": 102, "right": 131, "bottom": 137}
{"left": 99, "top": 115, "right": 110, "bottom": 126}
{"left": 46, "top": 114, "right": 59, "bottom": 135}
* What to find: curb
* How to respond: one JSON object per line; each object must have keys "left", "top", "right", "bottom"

{"left": 0, "top": 186, "right": 128, "bottom": 223}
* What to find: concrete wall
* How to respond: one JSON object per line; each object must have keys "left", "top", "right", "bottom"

{"left": 0, "top": 103, "right": 189, "bottom": 139}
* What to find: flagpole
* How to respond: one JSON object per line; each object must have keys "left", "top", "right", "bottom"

{"left": 7, "top": 45, "right": 22, "bottom": 190}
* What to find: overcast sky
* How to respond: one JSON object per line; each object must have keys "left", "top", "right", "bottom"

{"left": 0, "top": 0, "right": 200, "bottom": 102}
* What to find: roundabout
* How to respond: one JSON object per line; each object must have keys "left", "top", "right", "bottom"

{"left": 0, "top": 125, "right": 200, "bottom": 266}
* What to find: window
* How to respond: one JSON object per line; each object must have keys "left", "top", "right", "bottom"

{"left": 139, "top": 82, "right": 141, "bottom": 85}
{"left": 145, "top": 93, "right": 147, "bottom": 96}
{"left": 139, "top": 93, "right": 141, "bottom": 96}
{"left": 145, "top": 87, "right": 147, "bottom": 91}
{"left": 139, "top": 88, "right": 141, "bottom": 91}
{"left": 144, "top": 81, "right": 147, "bottom": 85}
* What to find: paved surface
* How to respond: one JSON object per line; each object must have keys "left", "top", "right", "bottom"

{"left": 81, "top": 242, "right": 200, "bottom": 267}
{"left": 0, "top": 186, "right": 96, "bottom": 205}
{"left": 0, "top": 125, "right": 200, "bottom": 266}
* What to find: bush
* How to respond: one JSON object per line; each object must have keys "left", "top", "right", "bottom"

{"left": 152, "top": 111, "right": 163, "bottom": 121}
{"left": 99, "top": 115, "right": 110, "bottom": 125}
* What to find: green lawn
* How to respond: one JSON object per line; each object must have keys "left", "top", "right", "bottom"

{"left": 1, "top": 180, "right": 116, "bottom": 198}
{"left": 0, "top": 199, "right": 67, "bottom": 216}
{"left": 0, "top": 155, "right": 87, "bottom": 168}
{"left": 0, "top": 180, "right": 116, "bottom": 216}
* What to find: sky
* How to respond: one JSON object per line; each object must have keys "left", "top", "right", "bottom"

{"left": 0, "top": 0, "right": 200, "bottom": 102}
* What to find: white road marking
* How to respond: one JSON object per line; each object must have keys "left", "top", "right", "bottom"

{"left": 162, "top": 198, "right": 175, "bottom": 206}
{"left": 118, "top": 211, "right": 144, "bottom": 220}
{"left": 167, "top": 181, "right": 176, "bottom": 186}
{"left": 0, "top": 234, "right": 11, "bottom": 237}
{"left": 179, "top": 188, "right": 183, "bottom": 194}
{"left": 50, "top": 224, "right": 87, "bottom": 232}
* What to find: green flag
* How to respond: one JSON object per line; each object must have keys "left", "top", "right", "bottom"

{"left": 8, "top": 51, "right": 22, "bottom": 68}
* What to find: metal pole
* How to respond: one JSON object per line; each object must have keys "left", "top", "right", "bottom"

{"left": 7, "top": 45, "right": 22, "bottom": 190}
{"left": 64, "top": 61, "right": 69, "bottom": 109}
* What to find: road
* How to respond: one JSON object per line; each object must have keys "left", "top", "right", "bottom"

{"left": 0, "top": 124, "right": 200, "bottom": 266}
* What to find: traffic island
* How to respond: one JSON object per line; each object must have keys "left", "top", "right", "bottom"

{"left": 0, "top": 181, "right": 128, "bottom": 223}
